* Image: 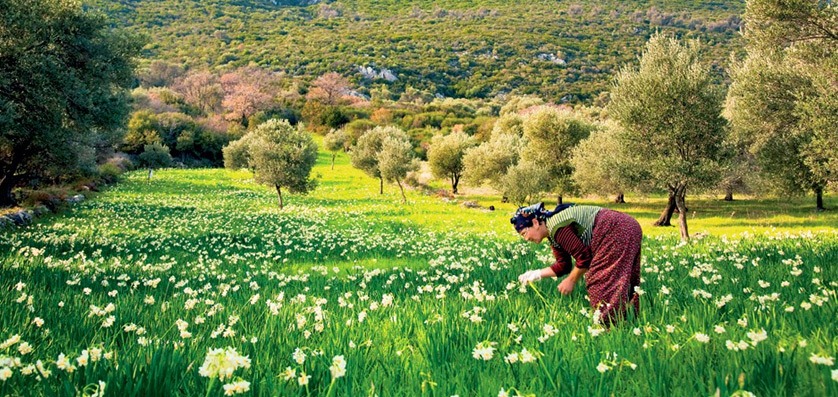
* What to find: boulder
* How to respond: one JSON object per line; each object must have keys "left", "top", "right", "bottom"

{"left": 66, "top": 194, "right": 85, "bottom": 204}
{"left": 33, "top": 205, "right": 51, "bottom": 216}
{"left": 462, "top": 200, "right": 481, "bottom": 209}
{"left": 5, "top": 210, "right": 33, "bottom": 226}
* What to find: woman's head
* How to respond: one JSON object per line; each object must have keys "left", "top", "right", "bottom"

{"left": 510, "top": 202, "right": 574, "bottom": 242}
{"left": 510, "top": 202, "right": 548, "bottom": 233}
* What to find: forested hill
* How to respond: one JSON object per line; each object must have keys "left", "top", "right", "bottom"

{"left": 86, "top": 0, "right": 745, "bottom": 102}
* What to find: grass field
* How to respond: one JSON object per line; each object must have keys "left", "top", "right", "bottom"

{"left": 1, "top": 147, "right": 836, "bottom": 396}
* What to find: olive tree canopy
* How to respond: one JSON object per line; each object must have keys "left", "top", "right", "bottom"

{"left": 608, "top": 33, "right": 728, "bottom": 241}
{"left": 223, "top": 119, "right": 318, "bottom": 208}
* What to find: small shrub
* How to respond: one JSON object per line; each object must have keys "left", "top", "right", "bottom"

{"left": 98, "top": 163, "right": 123, "bottom": 184}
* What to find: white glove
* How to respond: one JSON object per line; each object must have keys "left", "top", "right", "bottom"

{"left": 518, "top": 269, "right": 542, "bottom": 284}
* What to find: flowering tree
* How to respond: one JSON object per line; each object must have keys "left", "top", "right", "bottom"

{"left": 174, "top": 71, "right": 223, "bottom": 114}
{"left": 220, "top": 67, "right": 277, "bottom": 126}
{"left": 306, "top": 72, "right": 351, "bottom": 106}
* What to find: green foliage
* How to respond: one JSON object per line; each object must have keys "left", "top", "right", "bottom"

{"left": 462, "top": 131, "right": 524, "bottom": 190}
{"left": 571, "top": 121, "right": 652, "bottom": 198}
{"left": 499, "top": 96, "right": 545, "bottom": 116}
{"left": 499, "top": 161, "right": 551, "bottom": 207}
{"left": 379, "top": 134, "right": 419, "bottom": 203}
{"left": 342, "top": 119, "right": 378, "bottom": 146}
{"left": 724, "top": 52, "right": 813, "bottom": 193}
{"left": 608, "top": 32, "right": 727, "bottom": 239}
{"left": 489, "top": 113, "right": 525, "bottom": 139}
{"left": 324, "top": 130, "right": 348, "bottom": 153}
{"left": 323, "top": 129, "right": 348, "bottom": 169}
{"left": 138, "top": 143, "right": 174, "bottom": 171}
{"left": 0, "top": 0, "right": 140, "bottom": 206}
{"left": 609, "top": 33, "right": 727, "bottom": 191}
{"left": 222, "top": 119, "right": 318, "bottom": 207}
{"left": 427, "top": 131, "right": 477, "bottom": 194}
{"left": 520, "top": 106, "right": 595, "bottom": 196}
{"left": 83, "top": 0, "right": 745, "bottom": 102}
{"left": 124, "top": 110, "right": 163, "bottom": 153}
{"left": 302, "top": 102, "right": 350, "bottom": 133}
{"left": 349, "top": 126, "right": 411, "bottom": 194}
{"left": 97, "top": 163, "right": 124, "bottom": 184}
{"left": 724, "top": 0, "right": 836, "bottom": 208}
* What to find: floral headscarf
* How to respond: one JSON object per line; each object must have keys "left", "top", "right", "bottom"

{"left": 510, "top": 202, "right": 574, "bottom": 232}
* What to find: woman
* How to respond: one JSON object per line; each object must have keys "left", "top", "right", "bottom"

{"left": 511, "top": 202, "right": 642, "bottom": 325}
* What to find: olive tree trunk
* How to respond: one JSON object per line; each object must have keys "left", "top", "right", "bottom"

{"left": 654, "top": 187, "right": 677, "bottom": 226}
{"left": 451, "top": 173, "right": 460, "bottom": 195}
{"left": 396, "top": 178, "right": 407, "bottom": 204}
{"left": 275, "top": 185, "right": 284, "bottom": 209}
{"left": 614, "top": 193, "right": 625, "bottom": 204}
{"left": 675, "top": 184, "right": 689, "bottom": 241}
{"left": 815, "top": 185, "right": 825, "bottom": 211}
{"left": 724, "top": 186, "right": 733, "bottom": 201}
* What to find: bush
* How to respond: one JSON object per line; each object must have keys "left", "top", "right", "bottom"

{"left": 105, "top": 153, "right": 135, "bottom": 171}
{"left": 97, "top": 163, "right": 123, "bottom": 184}
{"left": 22, "top": 187, "right": 71, "bottom": 212}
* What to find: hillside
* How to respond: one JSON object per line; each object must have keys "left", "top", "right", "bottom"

{"left": 85, "top": 0, "right": 745, "bottom": 102}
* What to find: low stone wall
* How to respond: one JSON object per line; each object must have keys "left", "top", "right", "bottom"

{"left": 0, "top": 194, "right": 85, "bottom": 230}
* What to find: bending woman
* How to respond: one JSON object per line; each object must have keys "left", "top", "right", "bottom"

{"left": 511, "top": 203, "right": 642, "bottom": 325}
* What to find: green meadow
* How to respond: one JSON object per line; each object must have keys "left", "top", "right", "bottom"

{"left": 1, "top": 147, "right": 836, "bottom": 396}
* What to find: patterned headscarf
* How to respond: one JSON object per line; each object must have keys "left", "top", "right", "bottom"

{"left": 510, "top": 202, "right": 574, "bottom": 232}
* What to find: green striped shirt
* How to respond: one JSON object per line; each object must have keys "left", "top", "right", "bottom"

{"left": 546, "top": 205, "right": 602, "bottom": 246}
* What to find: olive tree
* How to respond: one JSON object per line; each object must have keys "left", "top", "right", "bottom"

{"left": 0, "top": 0, "right": 139, "bottom": 206}
{"left": 570, "top": 121, "right": 651, "bottom": 203}
{"left": 350, "top": 126, "right": 409, "bottom": 195}
{"left": 223, "top": 119, "right": 318, "bottom": 208}
{"left": 138, "top": 143, "right": 173, "bottom": 181}
{"left": 323, "top": 129, "right": 347, "bottom": 170}
{"left": 724, "top": 0, "right": 836, "bottom": 210}
{"left": 519, "top": 106, "right": 594, "bottom": 204}
{"left": 427, "top": 131, "right": 476, "bottom": 194}
{"left": 609, "top": 33, "right": 728, "bottom": 241}
{"left": 379, "top": 135, "right": 419, "bottom": 204}
{"left": 499, "top": 161, "right": 550, "bottom": 207}
{"left": 462, "top": 132, "right": 525, "bottom": 192}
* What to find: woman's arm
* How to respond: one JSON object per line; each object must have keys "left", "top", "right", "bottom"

{"left": 554, "top": 226, "right": 593, "bottom": 269}
{"left": 549, "top": 245, "right": 573, "bottom": 277}
{"left": 538, "top": 266, "right": 558, "bottom": 279}
{"left": 558, "top": 266, "right": 588, "bottom": 295}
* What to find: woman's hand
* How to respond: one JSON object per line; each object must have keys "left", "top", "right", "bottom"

{"left": 558, "top": 277, "right": 575, "bottom": 295}
{"left": 518, "top": 270, "right": 542, "bottom": 284}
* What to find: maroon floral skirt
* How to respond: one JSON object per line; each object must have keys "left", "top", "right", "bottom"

{"left": 585, "top": 209, "right": 642, "bottom": 325}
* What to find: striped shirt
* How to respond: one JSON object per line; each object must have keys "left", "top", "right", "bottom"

{"left": 546, "top": 205, "right": 602, "bottom": 247}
